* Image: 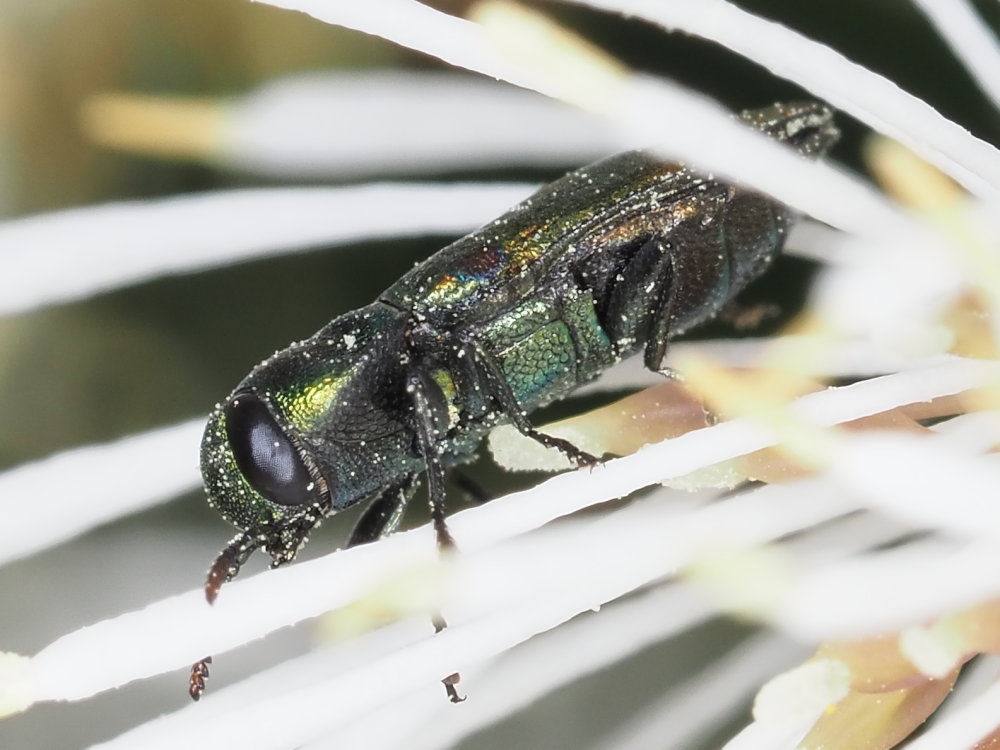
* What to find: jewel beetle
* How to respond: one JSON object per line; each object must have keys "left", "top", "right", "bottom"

{"left": 191, "top": 101, "right": 839, "bottom": 700}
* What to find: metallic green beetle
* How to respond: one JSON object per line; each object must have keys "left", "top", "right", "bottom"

{"left": 192, "top": 101, "right": 838, "bottom": 698}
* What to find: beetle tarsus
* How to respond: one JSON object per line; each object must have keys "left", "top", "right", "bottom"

{"left": 188, "top": 657, "right": 212, "bottom": 702}
{"left": 443, "top": 672, "right": 466, "bottom": 703}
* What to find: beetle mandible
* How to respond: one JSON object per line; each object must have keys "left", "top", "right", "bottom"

{"left": 192, "top": 101, "right": 839, "bottom": 699}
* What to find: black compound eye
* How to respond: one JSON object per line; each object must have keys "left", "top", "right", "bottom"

{"left": 224, "top": 391, "right": 316, "bottom": 507}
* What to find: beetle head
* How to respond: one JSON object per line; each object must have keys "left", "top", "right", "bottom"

{"left": 199, "top": 303, "right": 412, "bottom": 565}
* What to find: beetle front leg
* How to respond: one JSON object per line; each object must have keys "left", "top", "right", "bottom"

{"left": 406, "top": 369, "right": 457, "bottom": 553}
{"left": 346, "top": 474, "right": 418, "bottom": 548}
{"left": 405, "top": 367, "right": 466, "bottom": 702}
{"left": 189, "top": 528, "right": 267, "bottom": 700}
{"left": 190, "top": 514, "right": 321, "bottom": 701}
{"left": 204, "top": 527, "right": 265, "bottom": 604}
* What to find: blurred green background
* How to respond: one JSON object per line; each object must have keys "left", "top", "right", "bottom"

{"left": 1, "top": 1, "right": 998, "bottom": 747}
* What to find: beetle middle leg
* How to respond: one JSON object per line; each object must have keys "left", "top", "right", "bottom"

{"left": 346, "top": 474, "right": 418, "bottom": 547}
{"left": 463, "top": 337, "right": 599, "bottom": 468}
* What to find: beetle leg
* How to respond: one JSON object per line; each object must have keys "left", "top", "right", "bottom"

{"left": 641, "top": 232, "right": 716, "bottom": 373}
{"left": 346, "top": 474, "right": 418, "bottom": 547}
{"left": 642, "top": 277, "right": 675, "bottom": 374}
{"left": 404, "top": 368, "right": 467, "bottom": 702}
{"left": 596, "top": 233, "right": 682, "bottom": 373}
{"left": 267, "top": 511, "right": 323, "bottom": 569}
{"left": 636, "top": 241, "right": 724, "bottom": 426}
{"left": 405, "top": 368, "right": 457, "bottom": 552}
{"left": 464, "top": 337, "right": 599, "bottom": 467}
{"left": 188, "top": 657, "right": 212, "bottom": 701}
{"left": 602, "top": 237, "right": 673, "bottom": 355}
{"left": 204, "top": 527, "right": 263, "bottom": 604}
{"left": 190, "top": 526, "right": 267, "bottom": 701}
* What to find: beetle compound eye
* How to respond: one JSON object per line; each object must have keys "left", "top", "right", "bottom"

{"left": 224, "top": 391, "right": 317, "bottom": 507}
